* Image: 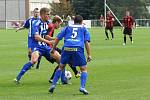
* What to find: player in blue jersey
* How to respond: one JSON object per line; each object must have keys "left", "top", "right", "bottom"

{"left": 14, "top": 7, "right": 62, "bottom": 83}
{"left": 16, "top": 8, "right": 42, "bottom": 69}
{"left": 49, "top": 15, "right": 92, "bottom": 95}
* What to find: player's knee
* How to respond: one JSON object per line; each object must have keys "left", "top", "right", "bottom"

{"left": 80, "top": 66, "right": 87, "bottom": 72}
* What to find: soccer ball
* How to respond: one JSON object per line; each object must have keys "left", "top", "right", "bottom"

{"left": 65, "top": 71, "right": 72, "bottom": 80}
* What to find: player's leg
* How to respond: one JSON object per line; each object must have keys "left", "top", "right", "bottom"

{"left": 68, "top": 63, "right": 80, "bottom": 78}
{"left": 49, "top": 64, "right": 66, "bottom": 93}
{"left": 35, "top": 55, "right": 42, "bottom": 69}
{"left": 129, "top": 28, "right": 133, "bottom": 43}
{"left": 14, "top": 51, "right": 40, "bottom": 83}
{"left": 105, "top": 28, "right": 109, "bottom": 40}
{"left": 49, "top": 50, "right": 68, "bottom": 93}
{"left": 123, "top": 28, "right": 127, "bottom": 45}
{"left": 79, "top": 65, "right": 89, "bottom": 95}
{"left": 110, "top": 28, "right": 114, "bottom": 39}
{"left": 49, "top": 65, "right": 59, "bottom": 83}
{"left": 28, "top": 48, "right": 32, "bottom": 61}
{"left": 72, "top": 49, "right": 89, "bottom": 95}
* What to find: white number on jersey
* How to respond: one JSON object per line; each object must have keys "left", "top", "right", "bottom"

{"left": 71, "top": 28, "right": 78, "bottom": 38}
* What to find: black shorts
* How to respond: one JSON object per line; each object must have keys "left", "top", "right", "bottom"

{"left": 105, "top": 26, "right": 113, "bottom": 31}
{"left": 123, "top": 27, "right": 132, "bottom": 35}
{"left": 47, "top": 47, "right": 62, "bottom": 64}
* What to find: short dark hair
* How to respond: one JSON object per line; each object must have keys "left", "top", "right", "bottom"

{"left": 52, "top": 15, "right": 63, "bottom": 23}
{"left": 40, "top": 7, "right": 50, "bottom": 15}
{"left": 34, "top": 8, "right": 39, "bottom": 11}
{"left": 74, "top": 15, "right": 83, "bottom": 24}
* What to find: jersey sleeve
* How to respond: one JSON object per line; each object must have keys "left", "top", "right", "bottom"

{"left": 57, "top": 27, "right": 67, "bottom": 40}
{"left": 23, "top": 18, "right": 30, "bottom": 28}
{"left": 31, "top": 20, "right": 40, "bottom": 37}
{"left": 84, "top": 28, "right": 91, "bottom": 42}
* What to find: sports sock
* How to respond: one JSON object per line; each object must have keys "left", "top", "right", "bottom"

{"left": 129, "top": 36, "right": 132, "bottom": 42}
{"left": 28, "top": 54, "right": 31, "bottom": 61}
{"left": 124, "top": 36, "right": 126, "bottom": 43}
{"left": 50, "top": 65, "right": 59, "bottom": 80}
{"left": 52, "top": 69, "right": 62, "bottom": 85}
{"left": 16, "top": 62, "right": 33, "bottom": 81}
{"left": 61, "top": 69, "right": 67, "bottom": 83}
{"left": 80, "top": 72, "right": 87, "bottom": 88}
{"left": 105, "top": 31, "right": 109, "bottom": 39}
{"left": 69, "top": 63, "right": 78, "bottom": 75}
{"left": 36, "top": 56, "right": 42, "bottom": 69}
{"left": 110, "top": 30, "right": 114, "bottom": 38}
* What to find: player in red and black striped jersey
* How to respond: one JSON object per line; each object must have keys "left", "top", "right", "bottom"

{"left": 45, "top": 15, "right": 80, "bottom": 83}
{"left": 122, "top": 11, "right": 135, "bottom": 45}
{"left": 105, "top": 11, "right": 114, "bottom": 40}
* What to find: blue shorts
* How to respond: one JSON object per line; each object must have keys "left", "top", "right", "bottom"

{"left": 32, "top": 45, "right": 52, "bottom": 60}
{"left": 28, "top": 37, "right": 32, "bottom": 49}
{"left": 60, "top": 47, "right": 86, "bottom": 67}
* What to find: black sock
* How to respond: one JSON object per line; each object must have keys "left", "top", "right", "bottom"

{"left": 36, "top": 56, "right": 42, "bottom": 69}
{"left": 68, "top": 63, "right": 78, "bottom": 75}
{"left": 50, "top": 65, "right": 59, "bottom": 80}
{"left": 105, "top": 31, "right": 109, "bottom": 39}
{"left": 28, "top": 54, "right": 31, "bottom": 61}
{"left": 129, "top": 36, "right": 132, "bottom": 42}
{"left": 124, "top": 37, "right": 126, "bottom": 43}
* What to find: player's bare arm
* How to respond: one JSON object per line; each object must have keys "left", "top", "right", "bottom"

{"left": 50, "top": 38, "right": 59, "bottom": 54}
{"left": 45, "top": 35, "right": 56, "bottom": 40}
{"left": 85, "top": 41, "right": 91, "bottom": 62}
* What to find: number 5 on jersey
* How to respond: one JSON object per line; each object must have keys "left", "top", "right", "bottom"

{"left": 71, "top": 28, "right": 78, "bottom": 38}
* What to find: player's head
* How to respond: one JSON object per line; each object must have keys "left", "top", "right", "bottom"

{"left": 33, "top": 8, "right": 39, "bottom": 18}
{"left": 107, "top": 11, "right": 111, "bottom": 15}
{"left": 40, "top": 7, "right": 50, "bottom": 22}
{"left": 126, "top": 11, "right": 130, "bottom": 16}
{"left": 52, "top": 15, "right": 63, "bottom": 29}
{"left": 74, "top": 15, "right": 83, "bottom": 24}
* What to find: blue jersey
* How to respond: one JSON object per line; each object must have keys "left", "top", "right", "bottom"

{"left": 23, "top": 16, "right": 40, "bottom": 37}
{"left": 31, "top": 19, "right": 49, "bottom": 49}
{"left": 57, "top": 24, "right": 90, "bottom": 49}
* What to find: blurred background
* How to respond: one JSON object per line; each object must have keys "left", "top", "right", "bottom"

{"left": 0, "top": 0, "right": 150, "bottom": 28}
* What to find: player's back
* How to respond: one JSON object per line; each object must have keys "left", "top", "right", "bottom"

{"left": 58, "top": 24, "right": 90, "bottom": 49}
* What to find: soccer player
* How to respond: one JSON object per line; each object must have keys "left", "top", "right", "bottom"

{"left": 105, "top": 11, "right": 114, "bottom": 40}
{"left": 49, "top": 15, "right": 91, "bottom": 95}
{"left": 122, "top": 11, "right": 135, "bottom": 45}
{"left": 16, "top": 8, "right": 42, "bottom": 68}
{"left": 45, "top": 15, "right": 80, "bottom": 83}
{"left": 14, "top": 7, "right": 61, "bottom": 83}
{"left": 99, "top": 14, "right": 104, "bottom": 27}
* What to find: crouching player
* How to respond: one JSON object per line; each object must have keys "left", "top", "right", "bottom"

{"left": 49, "top": 15, "right": 91, "bottom": 95}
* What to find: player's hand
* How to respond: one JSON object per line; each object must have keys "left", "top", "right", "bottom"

{"left": 87, "top": 55, "right": 92, "bottom": 62}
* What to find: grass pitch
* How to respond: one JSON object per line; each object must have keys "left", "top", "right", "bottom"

{"left": 0, "top": 27, "right": 150, "bottom": 100}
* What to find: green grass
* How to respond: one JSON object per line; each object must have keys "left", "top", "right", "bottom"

{"left": 0, "top": 27, "right": 150, "bottom": 100}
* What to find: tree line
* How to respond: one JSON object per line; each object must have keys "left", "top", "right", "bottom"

{"left": 50, "top": 0, "right": 150, "bottom": 19}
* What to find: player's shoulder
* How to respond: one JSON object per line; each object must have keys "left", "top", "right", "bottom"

{"left": 48, "top": 23, "right": 54, "bottom": 28}
{"left": 69, "top": 24, "right": 85, "bottom": 28}
{"left": 33, "top": 19, "right": 42, "bottom": 27}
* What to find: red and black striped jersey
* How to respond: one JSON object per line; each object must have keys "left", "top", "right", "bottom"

{"left": 122, "top": 16, "right": 134, "bottom": 28}
{"left": 47, "top": 23, "right": 57, "bottom": 47}
{"left": 106, "top": 15, "right": 114, "bottom": 27}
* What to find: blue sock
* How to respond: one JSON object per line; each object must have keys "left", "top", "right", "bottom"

{"left": 16, "top": 62, "right": 33, "bottom": 81}
{"left": 80, "top": 72, "right": 87, "bottom": 88}
{"left": 52, "top": 69, "right": 62, "bottom": 85}
{"left": 61, "top": 69, "right": 67, "bottom": 83}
